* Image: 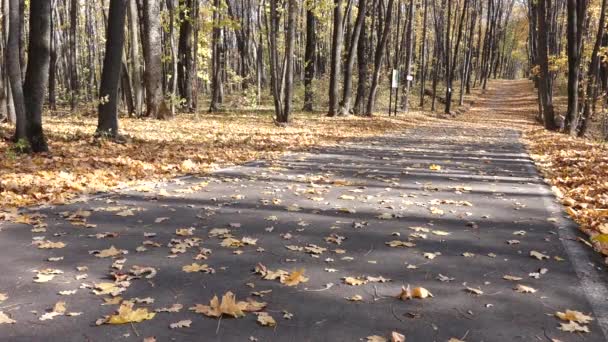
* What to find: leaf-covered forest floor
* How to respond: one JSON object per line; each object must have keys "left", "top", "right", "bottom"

{"left": 0, "top": 80, "right": 607, "bottom": 340}
{"left": 0, "top": 110, "right": 432, "bottom": 209}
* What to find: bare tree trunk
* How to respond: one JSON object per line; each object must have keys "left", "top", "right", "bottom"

{"left": 23, "top": 0, "right": 51, "bottom": 152}
{"left": 128, "top": 0, "right": 143, "bottom": 117}
{"left": 402, "top": 0, "right": 415, "bottom": 112}
{"left": 141, "top": 0, "right": 166, "bottom": 119}
{"left": 564, "top": 0, "right": 587, "bottom": 134}
{"left": 178, "top": 0, "right": 194, "bottom": 112}
{"left": 7, "top": 0, "right": 26, "bottom": 141}
{"left": 209, "top": 0, "right": 223, "bottom": 112}
{"left": 419, "top": 0, "right": 428, "bottom": 107}
{"left": 536, "top": 0, "right": 558, "bottom": 130}
{"left": 328, "top": 0, "right": 344, "bottom": 116}
{"left": 303, "top": 1, "right": 316, "bottom": 112}
{"left": 365, "top": 0, "right": 395, "bottom": 116}
{"left": 97, "top": 0, "right": 128, "bottom": 138}
{"left": 577, "top": 0, "right": 606, "bottom": 136}
{"left": 339, "top": 0, "right": 366, "bottom": 115}
{"left": 69, "top": 0, "right": 79, "bottom": 110}
{"left": 281, "top": 0, "right": 296, "bottom": 123}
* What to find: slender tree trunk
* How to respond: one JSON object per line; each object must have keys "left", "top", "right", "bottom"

{"left": 577, "top": 0, "right": 606, "bottom": 136}
{"left": 536, "top": 0, "right": 558, "bottom": 130}
{"left": 7, "top": 0, "right": 26, "bottom": 142}
{"left": 281, "top": 0, "right": 297, "bottom": 123}
{"left": 339, "top": 0, "right": 366, "bottom": 115}
{"left": 97, "top": 0, "right": 128, "bottom": 138}
{"left": 141, "top": 0, "right": 166, "bottom": 119}
{"left": 328, "top": 0, "right": 344, "bottom": 116}
{"left": 565, "top": 0, "right": 587, "bottom": 134}
{"left": 178, "top": 0, "right": 194, "bottom": 112}
{"left": 419, "top": 0, "right": 428, "bottom": 107}
{"left": 402, "top": 0, "right": 415, "bottom": 112}
{"left": 69, "top": 0, "right": 79, "bottom": 110}
{"left": 354, "top": 0, "right": 369, "bottom": 115}
{"left": 209, "top": 0, "right": 223, "bottom": 112}
{"left": 48, "top": 0, "right": 57, "bottom": 111}
{"left": 128, "top": 0, "right": 143, "bottom": 116}
{"left": 446, "top": 0, "right": 469, "bottom": 113}
{"left": 365, "top": 0, "right": 395, "bottom": 116}
{"left": 303, "top": 1, "right": 316, "bottom": 112}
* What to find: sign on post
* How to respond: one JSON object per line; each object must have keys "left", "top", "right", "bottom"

{"left": 391, "top": 70, "right": 399, "bottom": 89}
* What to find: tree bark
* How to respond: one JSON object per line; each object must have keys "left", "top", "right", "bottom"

{"left": 23, "top": 0, "right": 51, "bottom": 152}
{"left": 339, "top": 0, "right": 366, "bottom": 115}
{"left": 328, "top": 0, "right": 344, "bottom": 117}
{"left": 536, "top": 0, "right": 558, "bottom": 130}
{"left": 178, "top": 0, "right": 194, "bottom": 112}
{"left": 303, "top": 2, "right": 316, "bottom": 112}
{"left": 365, "top": 0, "right": 395, "bottom": 116}
{"left": 7, "top": 0, "right": 26, "bottom": 142}
{"left": 128, "top": 0, "right": 143, "bottom": 116}
{"left": 209, "top": 0, "right": 223, "bottom": 112}
{"left": 69, "top": 0, "right": 79, "bottom": 110}
{"left": 141, "top": 0, "right": 165, "bottom": 119}
{"left": 97, "top": 0, "right": 128, "bottom": 138}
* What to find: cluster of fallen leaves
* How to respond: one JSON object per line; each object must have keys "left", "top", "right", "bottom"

{"left": 525, "top": 128, "right": 608, "bottom": 256}
{"left": 0, "top": 112, "right": 429, "bottom": 209}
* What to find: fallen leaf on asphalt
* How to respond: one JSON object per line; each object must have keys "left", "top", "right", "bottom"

{"left": 36, "top": 240, "right": 66, "bottom": 249}
{"left": 386, "top": 240, "right": 416, "bottom": 248}
{"left": 347, "top": 295, "right": 363, "bottom": 301}
{"left": 256, "top": 312, "right": 276, "bottom": 327}
{"left": 0, "top": 311, "right": 16, "bottom": 324}
{"left": 399, "top": 286, "right": 432, "bottom": 300}
{"left": 182, "top": 263, "right": 213, "bottom": 273}
{"left": 155, "top": 304, "right": 183, "bottom": 313}
{"left": 344, "top": 277, "right": 368, "bottom": 286}
{"left": 530, "top": 250, "right": 549, "bottom": 260}
{"left": 100, "top": 301, "right": 155, "bottom": 325}
{"left": 555, "top": 310, "right": 593, "bottom": 324}
{"left": 169, "top": 319, "right": 192, "bottom": 329}
{"left": 423, "top": 252, "right": 440, "bottom": 259}
{"left": 190, "top": 291, "right": 263, "bottom": 318}
{"left": 176, "top": 228, "right": 195, "bottom": 236}
{"left": 559, "top": 321, "right": 590, "bottom": 333}
{"left": 514, "top": 284, "right": 537, "bottom": 293}
{"left": 280, "top": 269, "right": 309, "bottom": 286}
{"left": 391, "top": 331, "right": 406, "bottom": 342}
{"left": 366, "top": 336, "right": 387, "bottom": 342}
{"left": 503, "top": 275, "right": 523, "bottom": 281}
{"left": 465, "top": 287, "right": 484, "bottom": 295}
{"left": 94, "top": 246, "right": 126, "bottom": 258}
{"left": 39, "top": 301, "right": 66, "bottom": 321}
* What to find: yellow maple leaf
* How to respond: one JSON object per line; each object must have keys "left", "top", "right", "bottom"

{"left": 95, "top": 246, "right": 124, "bottom": 258}
{"left": 182, "top": 263, "right": 211, "bottom": 273}
{"left": 190, "top": 292, "right": 248, "bottom": 318}
{"left": 556, "top": 310, "right": 593, "bottom": 324}
{"left": 256, "top": 312, "right": 276, "bottom": 327}
{"left": 280, "top": 269, "right": 309, "bottom": 286}
{"left": 344, "top": 277, "right": 368, "bottom": 286}
{"left": 105, "top": 301, "right": 155, "bottom": 324}
{"left": 398, "top": 286, "right": 433, "bottom": 300}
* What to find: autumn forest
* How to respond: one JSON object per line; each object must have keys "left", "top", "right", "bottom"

{"left": 0, "top": 0, "right": 607, "bottom": 341}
